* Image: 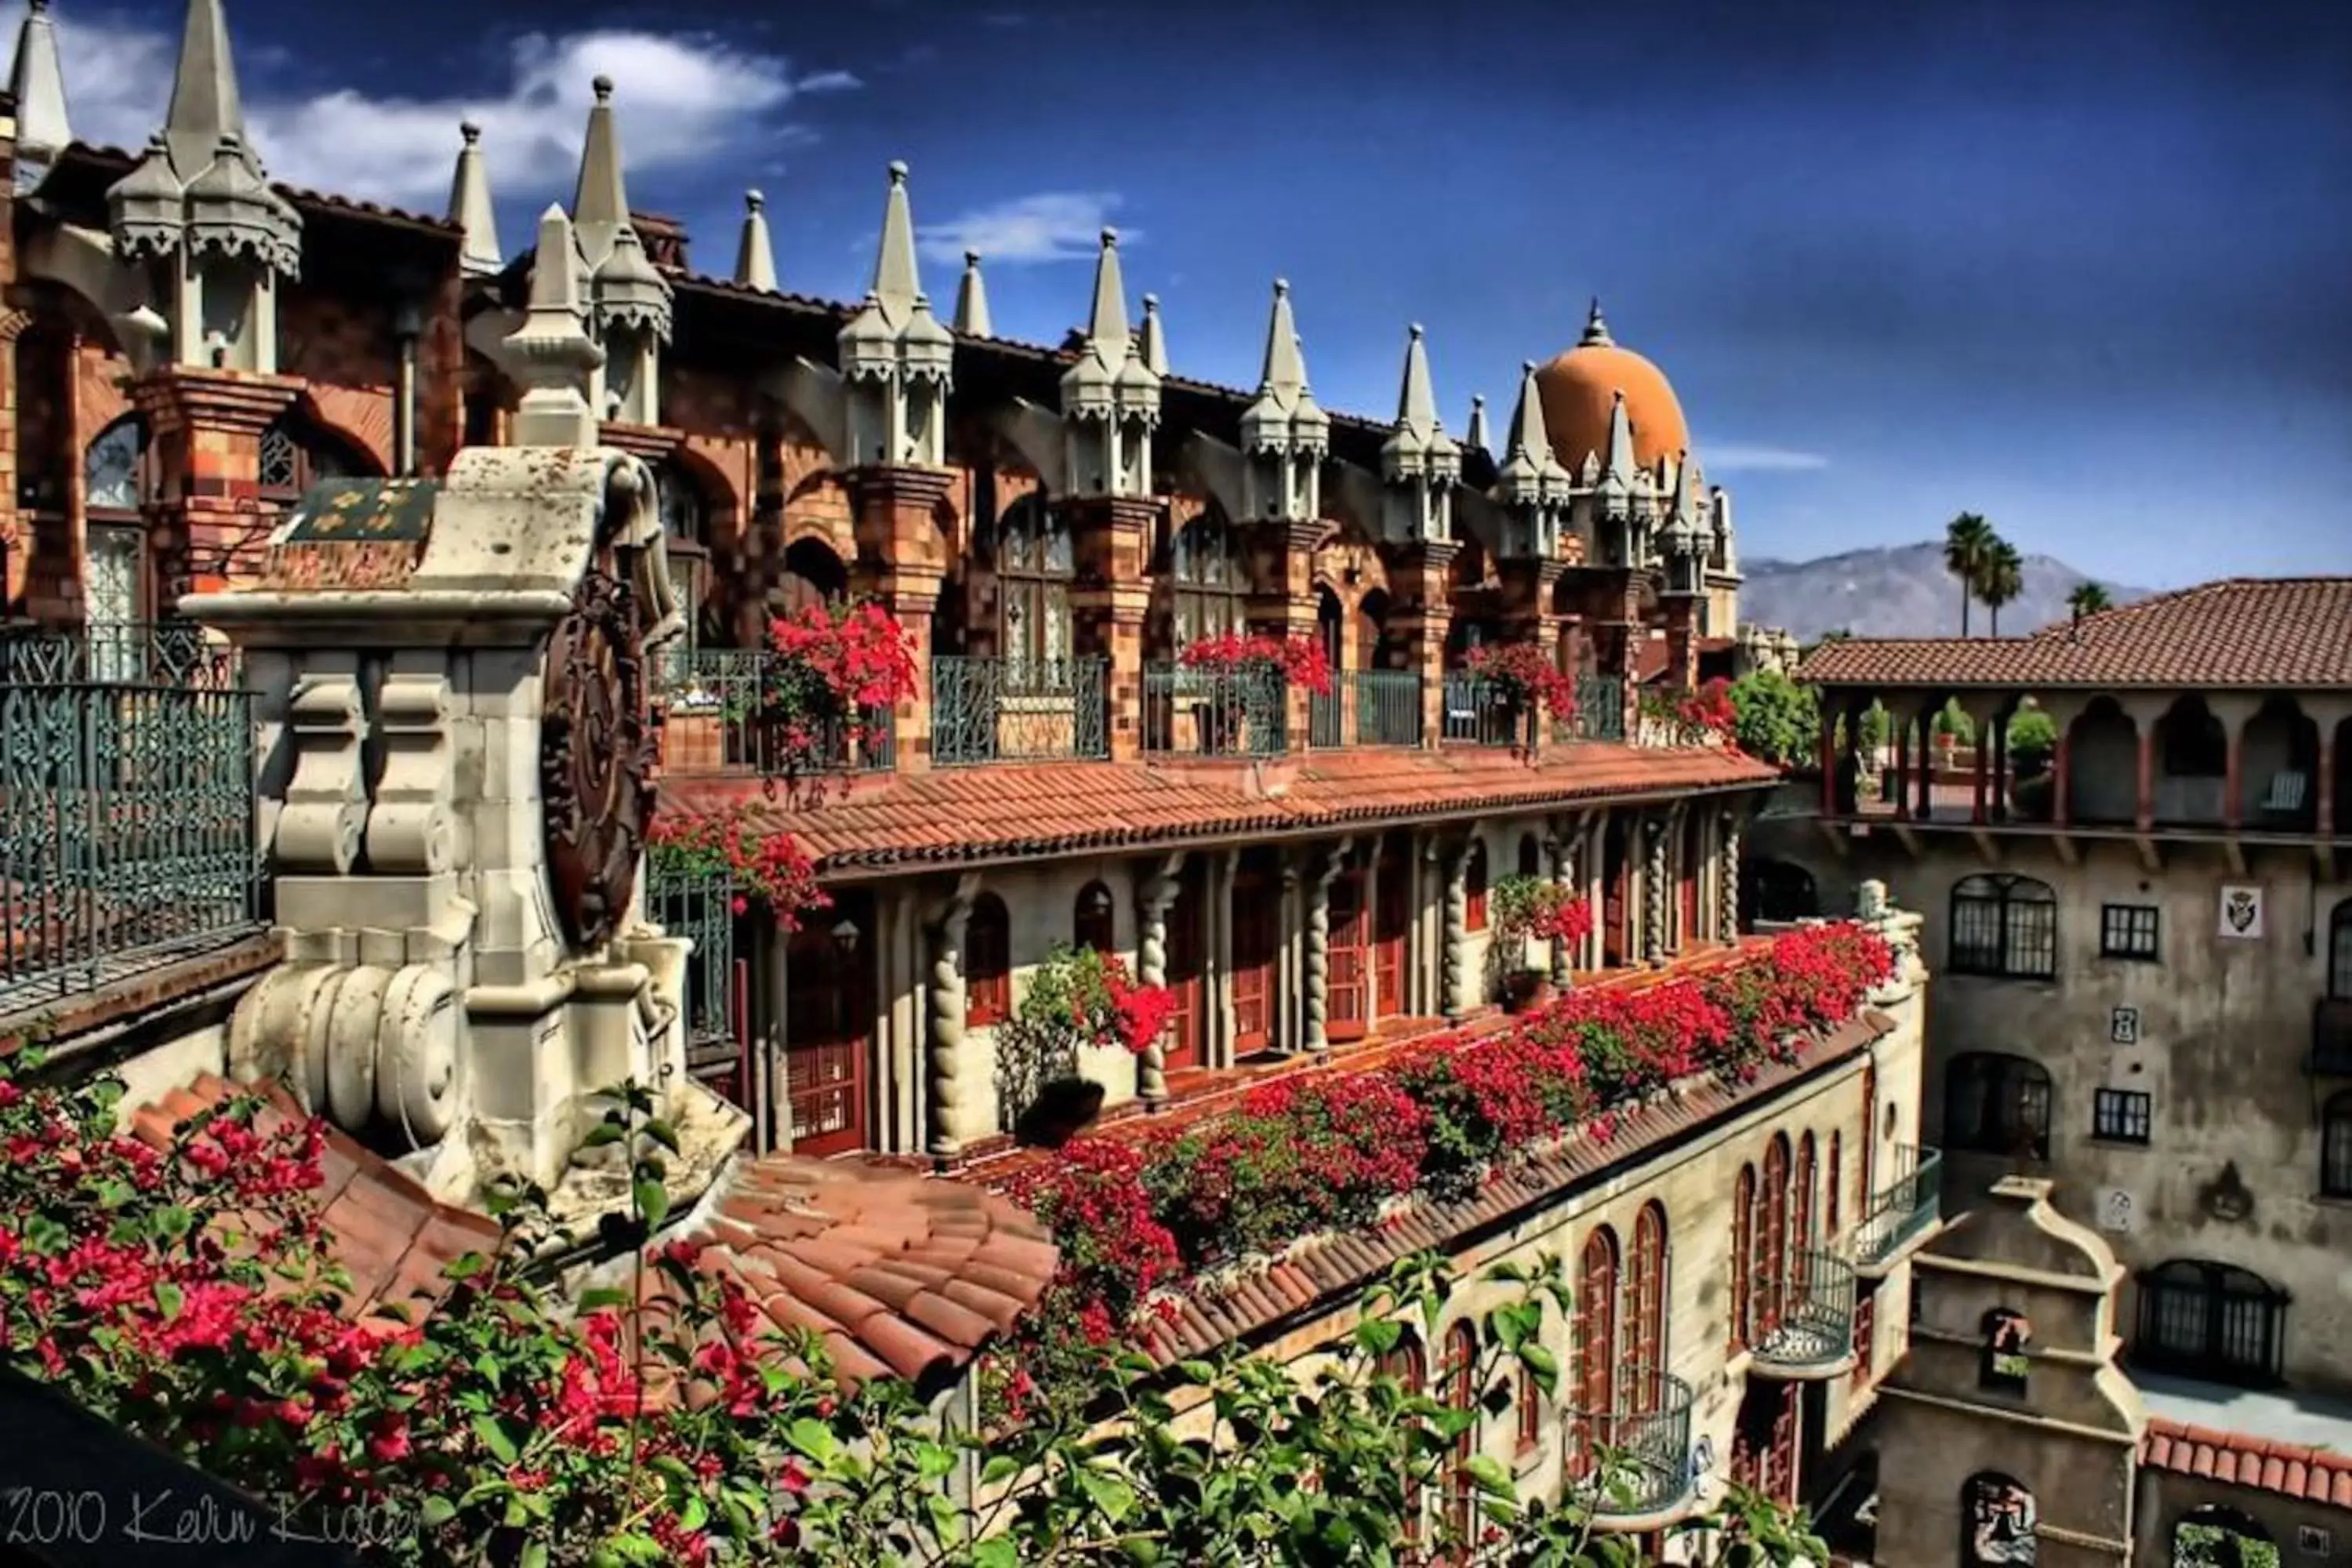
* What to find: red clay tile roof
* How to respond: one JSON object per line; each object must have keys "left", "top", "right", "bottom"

{"left": 2141, "top": 1417, "right": 2352, "bottom": 1508}
{"left": 668, "top": 742, "right": 1775, "bottom": 873}
{"left": 672, "top": 1154, "right": 1056, "bottom": 1390}
{"left": 128, "top": 1074, "right": 502, "bottom": 1329}
{"left": 1122, "top": 1008, "right": 1893, "bottom": 1364}
{"left": 1798, "top": 579, "right": 2352, "bottom": 692}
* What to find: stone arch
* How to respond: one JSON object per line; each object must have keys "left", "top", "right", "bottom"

{"left": 2172, "top": 1506, "right": 2278, "bottom": 1568}
{"left": 1740, "top": 856, "right": 1818, "bottom": 924}
{"left": 2065, "top": 697, "right": 2136, "bottom": 826}
{"left": 293, "top": 386, "right": 396, "bottom": 476}
{"left": 1960, "top": 1471, "right": 2037, "bottom": 1566}
{"left": 2154, "top": 693, "right": 2227, "bottom": 825}
{"left": 2239, "top": 695, "right": 2320, "bottom": 829}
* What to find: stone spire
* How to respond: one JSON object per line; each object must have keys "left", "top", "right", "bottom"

{"left": 9, "top": 0, "right": 71, "bottom": 183}
{"left": 1580, "top": 296, "right": 1614, "bottom": 348}
{"left": 1138, "top": 293, "right": 1168, "bottom": 376}
{"left": 953, "top": 250, "right": 991, "bottom": 336}
{"left": 837, "top": 162, "right": 953, "bottom": 466}
{"left": 1059, "top": 228, "right": 1160, "bottom": 496}
{"left": 448, "top": 122, "right": 502, "bottom": 278}
{"left": 1496, "top": 361, "right": 1573, "bottom": 554}
{"left": 1465, "top": 393, "right": 1490, "bottom": 456}
{"left": 733, "top": 189, "right": 778, "bottom": 292}
{"left": 1238, "top": 278, "right": 1329, "bottom": 521}
{"left": 506, "top": 205, "right": 606, "bottom": 450}
{"left": 569, "top": 75, "right": 627, "bottom": 265}
{"left": 1381, "top": 325, "right": 1459, "bottom": 542}
{"left": 1599, "top": 388, "right": 1638, "bottom": 503}
{"left": 161, "top": 0, "right": 242, "bottom": 181}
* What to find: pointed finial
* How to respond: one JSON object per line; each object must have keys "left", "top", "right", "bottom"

{"left": 747, "top": 189, "right": 764, "bottom": 210}
{"left": 869, "top": 159, "right": 923, "bottom": 317}
{"left": 1410, "top": 322, "right": 1424, "bottom": 339}
{"left": 734, "top": 187, "right": 778, "bottom": 292}
{"left": 448, "top": 117, "right": 503, "bottom": 276}
{"left": 1273, "top": 277, "right": 1290, "bottom": 297}
{"left": 10, "top": 0, "right": 73, "bottom": 165}
{"left": 593, "top": 75, "right": 614, "bottom": 101}
{"left": 889, "top": 159, "right": 909, "bottom": 183}
{"left": 1139, "top": 293, "right": 1168, "bottom": 376}
{"left": 1580, "top": 296, "right": 1614, "bottom": 348}
{"left": 570, "top": 71, "right": 633, "bottom": 261}
{"left": 1466, "top": 393, "right": 1490, "bottom": 453}
{"left": 460, "top": 120, "right": 481, "bottom": 145}
{"left": 505, "top": 204, "right": 608, "bottom": 449}
{"left": 953, "top": 248, "right": 992, "bottom": 336}
{"left": 162, "top": 0, "right": 250, "bottom": 178}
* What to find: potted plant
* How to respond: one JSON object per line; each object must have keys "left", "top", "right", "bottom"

{"left": 1639, "top": 677, "right": 1739, "bottom": 748}
{"left": 1463, "top": 641, "right": 1577, "bottom": 747}
{"left": 760, "top": 599, "right": 919, "bottom": 789}
{"left": 1177, "top": 633, "right": 1332, "bottom": 754}
{"left": 993, "top": 945, "right": 1180, "bottom": 1145}
{"left": 1489, "top": 877, "right": 1595, "bottom": 1012}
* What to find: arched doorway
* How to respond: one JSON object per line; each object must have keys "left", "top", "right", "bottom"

{"left": 783, "top": 891, "right": 874, "bottom": 1157}
{"left": 775, "top": 537, "right": 848, "bottom": 618}
{"left": 1312, "top": 585, "right": 1345, "bottom": 746}
{"left": 1742, "top": 858, "right": 1820, "bottom": 925}
{"left": 1601, "top": 816, "right": 1631, "bottom": 968}
{"left": 1327, "top": 851, "right": 1370, "bottom": 1044}
{"left": 1229, "top": 848, "right": 1280, "bottom": 1057}
{"left": 1373, "top": 831, "right": 1412, "bottom": 1018}
{"left": 2173, "top": 1505, "right": 2281, "bottom": 1568}
{"left": 1165, "top": 858, "right": 1209, "bottom": 1073}
{"left": 1678, "top": 811, "right": 1704, "bottom": 949}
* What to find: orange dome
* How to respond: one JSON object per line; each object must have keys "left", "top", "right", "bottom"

{"left": 1531, "top": 302, "right": 1690, "bottom": 474}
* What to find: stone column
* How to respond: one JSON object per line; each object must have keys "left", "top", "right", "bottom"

{"left": 1660, "top": 593, "right": 1698, "bottom": 691}
{"left": 1642, "top": 815, "right": 1669, "bottom": 966}
{"left": 2321, "top": 719, "right": 2341, "bottom": 840}
{"left": 1385, "top": 540, "right": 1457, "bottom": 749}
{"left": 925, "top": 874, "right": 978, "bottom": 1160}
{"left": 846, "top": 465, "right": 954, "bottom": 771}
{"left": 1719, "top": 807, "right": 1743, "bottom": 942}
{"left": 1244, "top": 517, "right": 1327, "bottom": 747}
{"left": 1302, "top": 840, "right": 1351, "bottom": 1051}
{"left": 135, "top": 366, "right": 303, "bottom": 599}
{"left": 1065, "top": 493, "right": 1158, "bottom": 760}
{"left": 1135, "top": 854, "right": 1185, "bottom": 1105}
{"left": 1441, "top": 835, "right": 1472, "bottom": 1019}
{"left": 1545, "top": 828, "right": 1575, "bottom": 988}
{"left": 1213, "top": 848, "right": 1240, "bottom": 1069}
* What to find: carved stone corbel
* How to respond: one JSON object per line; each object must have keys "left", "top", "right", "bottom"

{"left": 273, "top": 675, "right": 368, "bottom": 874}
{"left": 365, "top": 670, "right": 456, "bottom": 875}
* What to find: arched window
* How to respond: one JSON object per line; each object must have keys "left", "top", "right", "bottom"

{"left": 1441, "top": 1320, "right": 1479, "bottom": 1552}
{"left": 1464, "top": 840, "right": 1489, "bottom": 932}
{"left": 2134, "top": 1259, "right": 2288, "bottom": 1387}
{"left": 1961, "top": 1472, "right": 2038, "bottom": 1567}
{"left": 1622, "top": 1204, "right": 1668, "bottom": 1414}
{"left": 1570, "top": 1226, "right": 1619, "bottom": 1478}
{"left": 1949, "top": 873, "right": 2058, "bottom": 980}
{"left": 1944, "top": 1053, "right": 2054, "bottom": 1160}
{"left": 1167, "top": 514, "right": 1243, "bottom": 650}
{"left": 655, "top": 459, "right": 715, "bottom": 651}
{"left": 1073, "top": 881, "right": 1116, "bottom": 955}
{"left": 258, "top": 412, "right": 368, "bottom": 508}
{"left": 995, "top": 495, "right": 1073, "bottom": 682}
{"left": 1516, "top": 833, "right": 1542, "bottom": 880}
{"left": 965, "top": 894, "right": 1011, "bottom": 1027}
{"left": 2173, "top": 1505, "right": 2277, "bottom": 1568}
{"left": 776, "top": 537, "right": 848, "bottom": 618}
{"left": 1759, "top": 1134, "right": 1791, "bottom": 1335}
{"left": 1514, "top": 1360, "right": 1543, "bottom": 1456}
{"left": 2331, "top": 898, "right": 2352, "bottom": 998}
{"left": 1730, "top": 1163, "right": 1755, "bottom": 1350}
{"left": 2324, "top": 1092, "right": 2352, "bottom": 1200}
{"left": 1827, "top": 1131, "right": 1843, "bottom": 1236}
{"left": 1377, "top": 1334, "right": 1427, "bottom": 1544}
{"left": 80, "top": 417, "right": 154, "bottom": 658}
{"left": 1794, "top": 1132, "right": 1817, "bottom": 1247}
{"left": 1980, "top": 1308, "right": 2032, "bottom": 1395}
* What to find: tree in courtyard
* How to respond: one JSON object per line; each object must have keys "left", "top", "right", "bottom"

{"left": 1978, "top": 538, "right": 2024, "bottom": 637}
{"left": 1943, "top": 513, "right": 1996, "bottom": 637}
{"left": 1726, "top": 670, "right": 1820, "bottom": 769}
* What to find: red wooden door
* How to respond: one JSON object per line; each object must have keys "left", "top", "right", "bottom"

{"left": 1167, "top": 863, "right": 1207, "bottom": 1071}
{"left": 1731, "top": 1382, "right": 1802, "bottom": 1504}
{"left": 1679, "top": 812, "right": 1704, "bottom": 949}
{"left": 1602, "top": 818, "right": 1630, "bottom": 968}
{"left": 1374, "top": 837, "right": 1411, "bottom": 1018}
{"left": 1230, "top": 866, "right": 1278, "bottom": 1055}
{"left": 1859, "top": 1058, "right": 1880, "bottom": 1203}
{"left": 1760, "top": 1136, "right": 1791, "bottom": 1334}
{"left": 1327, "top": 868, "right": 1370, "bottom": 1044}
{"left": 784, "top": 909, "right": 870, "bottom": 1156}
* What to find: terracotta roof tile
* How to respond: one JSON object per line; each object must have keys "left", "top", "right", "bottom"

{"left": 2141, "top": 1417, "right": 2352, "bottom": 1506}
{"left": 1798, "top": 578, "right": 2352, "bottom": 691}
{"left": 671, "top": 742, "right": 1773, "bottom": 873}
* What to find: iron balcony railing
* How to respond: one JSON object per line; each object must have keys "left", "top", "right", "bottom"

{"left": 2312, "top": 997, "right": 2352, "bottom": 1076}
{"left": 655, "top": 647, "right": 894, "bottom": 775}
{"left": 930, "top": 655, "right": 1109, "bottom": 768}
{"left": 1570, "top": 1366, "right": 1697, "bottom": 1519}
{"left": 0, "top": 662, "right": 263, "bottom": 1017}
{"left": 1853, "top": 1143, "right": 1944, "bottom": 1265}
{"left": 1439, "top": 672, "right": 1521, "bottom": 746}
{"left": 1751, "top": 1248, "right": 1859, "bottom": 1374}
{"left": 1548, "top": 674, "right": 1628, "bottom": 744}
{"left": 644, "top": 859, "right": 746, "bottom": 1092}
{"left": 2, "top": 619, "right": 241, "bottom": 688}
{"left": 1142, "top": 662, "right": 1287, "bottom": 758}
{"left": 1308, "top": 670, "right": 1424, "bottom": 750}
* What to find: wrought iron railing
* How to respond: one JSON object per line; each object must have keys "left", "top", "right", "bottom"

{"left": 1549, "top": 674, "right": 1628, "bottom": 743}
{"left": 1142, "top": 662, "right": 1287, "bottom": 757}
{"left": 0, "top": 666, "right": 263, "bottom": 1016}
{"left": 654, "top": 647, "right": 894, "bottom": 775}
{"left": 1440, "top": 673, "right": 1520, "bottom": 746}
{"left": 1853, "top": 1143, "right": 1944, "bottom": 1265}
{"left": 2313, "top": 997, "right": 2352, "bottom": 1076}
{"left": 1751, "top": 1249, "right": 1859, "bottom": 1374}
{"left": 1570, "top": 1366, "right": 1696, "bottom": 1519}
{"left": 930, "top": 655, "right": 1109, "bottom": 768}
{"left": 1306, "top": 670, "right": 1424, "bottom": 750}
{"left": 1, "top": 619, "right": 240, "bottom": 688}
{"left": 644, "top": 858, "right": 746, "bottom": 1106}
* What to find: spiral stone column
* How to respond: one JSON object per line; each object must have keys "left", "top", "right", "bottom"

{"left": 1642, "top": 815, "right": 1670, "bottom": 966}
{"left": 1135, "top": 854, "right": 1185, "bottom": 1106}
{"left": 1718, "top": 808, "right": 1743, "bottom": 942}
{"left": 1440, "top": 837, "right": 1472, "bottom": 1019}
{"left": 1302, "top": 839, "right": 1352, "bottom": 1051}
{"left": 1546, "top": 830, "right": 1577, "bottom": 989}
{"left": 926, "top": 874, "right": 980, "bottom": 1160}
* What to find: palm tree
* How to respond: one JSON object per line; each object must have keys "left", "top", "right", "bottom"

{"left": 1979, "top": 539, "right": 2024, "bottom": 637}
{"left": 1944, "top": 514, "right": 1995, "bottom": 636}
{"left": 2067, "top": 582, "right": 2112, "bottom": 622}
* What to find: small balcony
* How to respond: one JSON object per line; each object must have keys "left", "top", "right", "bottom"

{"left": 1569, "top": 1367, "right": 1697, "bottom": 1526}
{"left": 655, "top": 648, "right": 895, "bottom": 776}
{"left": 930, "top": 655, "right": 1109, "bottom": 768}
{"left": 1439, "top": 673, "right": 1523, "bottom": 747}
{"left": 1749, "top": 1249, "right": 1858, "bottom": 1377}
{"left": 1142, "top": 663, "right": 1287, "bottom": 758}
{"left": 1308, "top": 670, "right": 1423, "bottom": 750}
{"left": 1555, "top": 674, "right": 1628, "bottom": 744}
{"left": 2312, "top": 998, "right": 2352, "bottom": 1076}
{"left": 1853, "top": 1144, "right": 1944, "bottom": 1268}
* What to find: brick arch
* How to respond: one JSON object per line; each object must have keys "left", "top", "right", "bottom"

{"left": 292, "top": 387, "right": 394, "bottom": 476}
{"left": 668, "top": 440, "right": 746, "bottom": 543}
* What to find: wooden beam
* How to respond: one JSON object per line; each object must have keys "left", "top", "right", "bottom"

{"left": 1893, "top": 823, "right": 1923, "bottom": 860}
{"left": 2223, "top": 837, "right": 2246, "bottom": 877}
{"left": 1969, "top": 829, "right": 2002, "bottom": 866}
{"left": 2053, "top": 833, "right": 2079, "bottom": 867}
{"left": 2318, "top": 843, "right": 2338, "bottom": 883}
{"left": 1816, "top": 817, "right": 1851, "bottom": 859}
{"left": 2135, "top": 834, "right": 2163, "bottom": 875}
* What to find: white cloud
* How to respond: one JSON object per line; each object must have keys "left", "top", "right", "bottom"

{"left": 916, "top": 191, "right": 1131, "bottom": 266}
{"left": 1697, "top": 444, "right": 1831, "bottom": 474}
{"left": 20, "top": 5, "right": 853, "bottom": 210}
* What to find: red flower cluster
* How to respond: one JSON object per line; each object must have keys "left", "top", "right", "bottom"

{"left": 1465, "top": 641, "right": 1579, "bottom": 719}
{"left": 644, "top": 806, "right": 828, "bottom": 926}
{"left": 1178, "top": 632, "right": 1336, "bottom": 697}
{"left": 1006, "top": 921, "right": 1895, "bottom": 1388}
{"left": 1102, "top": 958, "right": 1181, "bottom": 1056}
{"left": 1494, "top": 881, "right": 1595, "bottom": 947}
{"left": 766, "top": 599, "right": 920, "bottom": 714}
{"left": 1642, "top": 677, "right": 1739, "bottom": 746}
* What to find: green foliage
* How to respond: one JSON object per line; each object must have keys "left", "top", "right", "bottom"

{"left": 1726, "top": 670, "right": 1819, "bottom": 768}
{"left": 1977, "top": 539, "right": 2024, "bottom": 634}
{"left": 2008, "top": 706, "right": 2058, "bottom": 769}
{"left": 1944, "top": 513, "right": 1996, "bottom": 637}
{"left": 1933, "top": 699, "right": 1974, "bottom": 743}
{"left": 2067, "top": 581, "right": 2113, "bottom": 619}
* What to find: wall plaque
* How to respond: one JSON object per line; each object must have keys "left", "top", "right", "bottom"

{"left": 2109, "top": 1007, "right": 2140, "bottom": 1045}
{"left": 2096, "top": 1188, "right": 2136, "bottom": 1235}
{"left": 2218, "top": 884, "right": 2264, "bottom": 940}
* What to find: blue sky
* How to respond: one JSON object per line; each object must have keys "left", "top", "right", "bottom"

{"left": 27, "top": 0, "right": 2352, "bottom": 584}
